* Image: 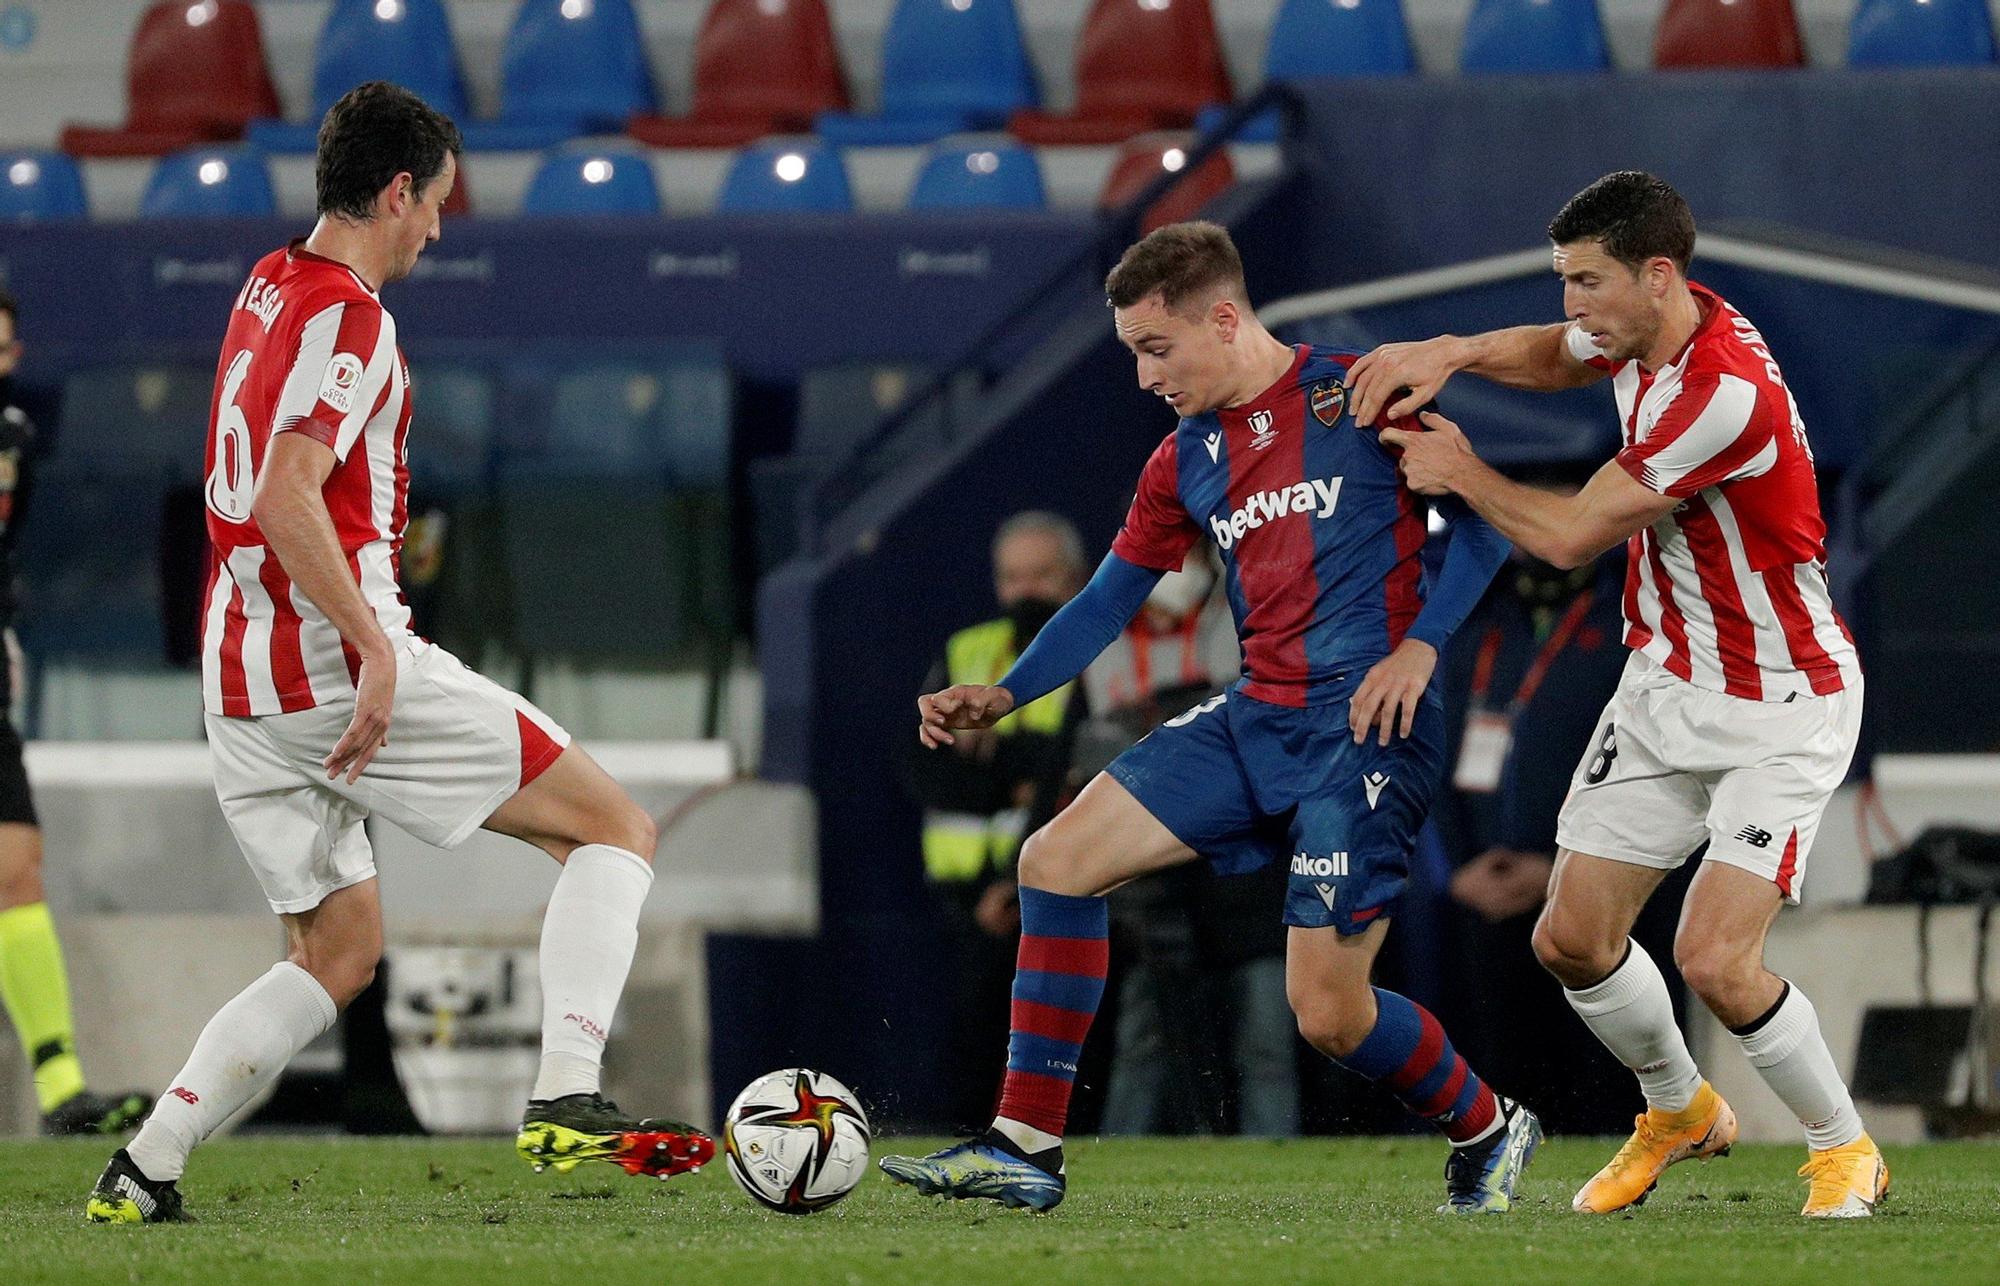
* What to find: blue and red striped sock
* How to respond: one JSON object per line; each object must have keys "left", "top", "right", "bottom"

{"left": 1338, "top": 987, "right": 1499, "bottom": 1145}
{"left": 992, "top": 887, "right": 1109, "bottom": 1141}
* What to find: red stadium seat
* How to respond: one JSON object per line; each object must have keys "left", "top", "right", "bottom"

{"left": 629, "top": 0, "right": 850, "bottom": 149}
{"left": 1654, "top": 0, "right": 1806, "bottom": 67}
{"left": 1098, "top": 132, "right": 1236, "bottom": 235}
{"left": 60, "top": 1, "right": 282, "bottom": 158}
{"left": 1012, "top": 0, "right": 1233, "bottom": 146}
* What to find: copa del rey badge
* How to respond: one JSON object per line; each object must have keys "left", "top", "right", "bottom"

{"left": 1309, "top": 380, "right": 1346, "bottom": 427}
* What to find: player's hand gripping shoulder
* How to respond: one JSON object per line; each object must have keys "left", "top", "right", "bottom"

{"left": 1380, "top": 411, "right": 1478, "bottom": 497}
{"left": 1349, "top": 638, "right": 1436, "bottom": 747}
{"left": 1346, "top": 338, "right": 1465, "bottom": 427}
{"left": 917, "top": 684, "right": 1016, "bottom": 750}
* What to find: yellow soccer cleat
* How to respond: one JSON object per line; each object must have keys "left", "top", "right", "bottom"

{"left": 1799, "top": 1133, "right": 1889, "bottom": 1218}
{"left": 1572, "top": 1080, "right": 1737, "bottom": 1214}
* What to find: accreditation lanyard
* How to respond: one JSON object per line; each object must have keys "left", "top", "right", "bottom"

{"left": 1452, "top": 591, "right": 1595, "bottom": 794}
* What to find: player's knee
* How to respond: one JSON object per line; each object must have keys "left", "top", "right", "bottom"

{"left": 292, "top": 943, "right": 380, "bottom": 1010}
{"left": 1531, "top": 910, "right": 1616, "bottom": 988}
{"left": 610, "top": 802, "right": 658, "bottom": 862}
{"left": 1014, "top": 825, "right": 1080, "bottom": 894}
{"left": 1291, "top": 991, "right": 1374, "bottom": 1059}
{"left": 1673, "top": 936, "right": 1758, "bottom": 1016}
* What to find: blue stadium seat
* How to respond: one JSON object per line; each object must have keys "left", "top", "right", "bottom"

{"left": 406, "top": 364, "right": 498, "bottom": 493}
{"left": 816, "top": 0, "right": 1038, "bottom": 147}
{"left": 538, "top": 356, "right": 734, "bottom": 488}
{"left": 1848, "top": 0, "right": 1996, "bottom": 66}
{"left": 139, "top": 147, "right": 277, "bottom": 218}
{"left": 907, "top": 138, "right": 1045, "bottom": 210}
{"left": 717, "top": 140, "right": 852, "bottom": 213}
{"left": 58, "top": 364, "right": 216, "bottom": 480}
{"left": 1460, "top": 0, "right": 1611, "bottom": 72}
{"left": 1196, "top": 0, "right": 1417, "bottom": 141}
{"left": 248, "top": 0, "right": 471, "bottom": 152}
{"left": 0, "top": 152, "right": 88, "bottom": 222}
{"left": 520, "top": 150, "right": 662, "bottom": 215}
{"left": 458, "top": 0, "right": 658, "bottom": 152}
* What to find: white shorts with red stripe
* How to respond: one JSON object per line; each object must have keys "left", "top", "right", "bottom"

{"left": 1554, "top": 652, "right": 1861, "bottom": 904}
{"left": 206, "top": 638, "right": 571, "bottom": 914}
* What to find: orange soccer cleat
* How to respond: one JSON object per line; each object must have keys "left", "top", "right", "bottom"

{"left": 1572, "top": 1080, "right": 1737, "bottom": 1213}
{"left": 1799, "top": 1133, "right": 1889, "bottom": 1218}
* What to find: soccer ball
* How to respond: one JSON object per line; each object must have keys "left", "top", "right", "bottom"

{"left": 722, "top": 1068, "right": 871, "bottom": 1213}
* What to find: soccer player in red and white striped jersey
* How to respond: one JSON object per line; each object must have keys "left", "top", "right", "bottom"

{"left": 1349, "top": 172, "right": 1886, "bottom": 1219}
{"left": 87, "top": 83, "right": 710, "bottom": 1227}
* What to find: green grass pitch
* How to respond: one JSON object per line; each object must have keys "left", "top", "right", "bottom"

{"left": 6, "top": 1135, "right": 1997, "bottom": 1284}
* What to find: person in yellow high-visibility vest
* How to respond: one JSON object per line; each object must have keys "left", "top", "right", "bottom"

{"left": 906, "top": 511, "right": 1086, "bottom": 1132}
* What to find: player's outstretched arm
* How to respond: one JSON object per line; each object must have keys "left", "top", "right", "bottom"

{"left": 253, "top": 431, "right": 397, "bottom": 783}
{"left": 1383, "top": 411, "right": 1679, "bottom": 569}
{"left": 915, "top": 552, "right": 1162, "bottom": 749}
{"left": 1349, "top": 324, "right": 1604, "bottom": 426}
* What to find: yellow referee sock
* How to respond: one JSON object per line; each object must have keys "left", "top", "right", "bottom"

{"left": 0, "top": 902, "right": 86, "bottom": 1113}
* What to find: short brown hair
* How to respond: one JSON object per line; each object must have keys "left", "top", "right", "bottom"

{"left": 1548, "top": 171, "right": 1695, "bottom": 275}
{"left": 1104, "top": 221, "right": 1247, "bottom": 314}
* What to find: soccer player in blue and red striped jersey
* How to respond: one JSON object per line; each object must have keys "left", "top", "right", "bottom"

{"left": 880, "top": 222, "right": 1541, "bottom": 1214}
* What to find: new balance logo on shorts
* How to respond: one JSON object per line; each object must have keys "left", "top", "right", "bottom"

{"left": 1735, "top": 825, "right": 1774, "bottom": 849}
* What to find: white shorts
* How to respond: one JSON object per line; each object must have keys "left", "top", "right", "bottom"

{"left": 1554, "top": 653, "right": 1862, "bottom": 903}
{"left": 207, "top": 638, "right": 571, "bottom": 914}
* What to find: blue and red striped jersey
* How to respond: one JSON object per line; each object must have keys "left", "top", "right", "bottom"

{"left": 1110, "top": 344, "right": 1435, "bottom": 708}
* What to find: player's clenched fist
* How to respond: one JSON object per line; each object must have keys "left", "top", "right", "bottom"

{"left": 917, "top": 684, "right": 1016, "bottom": 749}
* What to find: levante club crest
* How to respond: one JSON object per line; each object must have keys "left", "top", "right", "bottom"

{"left": 1310, "top": 380, "right": 1346, "bottom": 427}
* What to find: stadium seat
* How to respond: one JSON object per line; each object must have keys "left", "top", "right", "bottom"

{"left": 1460, "top": 0, "right": 1612, "bottom": 73}
{"left": 405, "top": 364, "right": 498, "bottom": 494}
{"left": 139, "top": 147, "right": 277, "bottom": 218}
{"left": 716, "top": 140, "right": 853, "bottom": 213}
{"left": 538, "top": 356, "right": 734, "bottom": 488}
{"left": 456, "top": 0, "right": 659, "bottom": 152}
{"left": 16, "top": 461, "right": 166, "bottom": 662}
{"left": 57, "top": 363, "right": 216, "bottom": 479}
{"left": 520, "top": 150, "right": 662, "bottom": 215}
{"left": 1848, "top": 0, "right": 1996, "bottom": 67}
{"left": 1098, "top": 132, "right": 1236, "bottom": 235}
{"left": 628, "top": 0, "right": 850, "bottom": 149}
{"left": 1011, "top": 0, "right": 1232, "bottom": 146}
{"left": 816, "top": 0, "right": 1038, "bottom": 147}
{"left": 247, "top": 0, "right": 471, "bottom": 153}
{"left": 907, "top": 138, "right": 1046, "bottom": 210}
{"left": 60, "top": 1, "right": 283, "bottom": 158}
{"left": 1655, "top": 0, "right": 1805, "bottom": 67}
{"left": 0, "top": 152, "right": 89, "bottom": 222}
{"left": 1195, "top": 0, "right": 1419, "bottom": 140}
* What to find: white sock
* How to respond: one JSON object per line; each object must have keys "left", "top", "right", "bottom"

{"left": 1565, "top": 939, "right": 1704, "bottom": 1114}
{"left": 126, "top": 962, "right": 337, "bottom": 1181}
{"left": 1731, "top": 981, "right": 1863, "bottom": 1151}
{"left": 532, "top": 844, "right": 653, "bottom": 1102}
{"left": 992, "top": 1117, "right": 1063, "bottom": 1156}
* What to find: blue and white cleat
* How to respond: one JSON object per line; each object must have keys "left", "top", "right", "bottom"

{"left": 878, "top": 1133, "right": 1066, "bottom": 1211}
{"left": 1439, "top": 1097, "right": 1542, "bottom": 1214}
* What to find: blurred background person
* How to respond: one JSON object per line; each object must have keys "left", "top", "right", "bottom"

{"left": 1075, "top": 554, "right": 1300, "bottom": 1138}
{"left": 1431, "top": 468, "right": 1692, "bottom": 1136}
{"left": 0, "top": 288, "right": 151, "bottom": 1135}
{"left": 904, "top": 511, "right": 1088, "bottom": 1132}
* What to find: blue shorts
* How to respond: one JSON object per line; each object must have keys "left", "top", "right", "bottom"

{"left": 1105, "top": 683, "right": 1445, "bottom": 934}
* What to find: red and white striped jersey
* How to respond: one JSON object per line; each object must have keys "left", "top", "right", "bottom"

{"left": 1566, "top": 282, "right": 1859, "bottom": 702}
{"left": 200, "top": 240, "right": 412, "bottom": 718}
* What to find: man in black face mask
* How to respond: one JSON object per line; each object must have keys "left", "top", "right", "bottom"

{"left": 0, "top": 287, "right": 154, "bottom": 1135}
{"left": 1432, "top": 471, "right": 1692, "bottom": 1135}
{"left": 905, "top": 511, "right": 1088, "bottom": 1133}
